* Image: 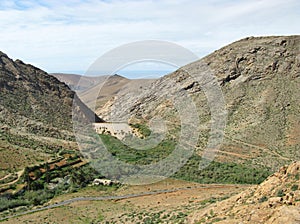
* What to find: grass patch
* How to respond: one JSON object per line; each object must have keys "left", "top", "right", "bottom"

{"left": 100, "top": 134, "right": 175, "bottom": 165}
{"left": 100, "top": 134, "right": 271, "bottom": 184}
{"left": 173, "top": 155, "right": 271, "bottom": 184}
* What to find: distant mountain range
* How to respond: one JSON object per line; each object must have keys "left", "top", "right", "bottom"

{"left": 52, "top": 73, "right": 155, "bottom": 120}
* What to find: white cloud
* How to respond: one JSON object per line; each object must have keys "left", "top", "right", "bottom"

{"left": 0, "top": 0, "right": 299, "bottom": 74}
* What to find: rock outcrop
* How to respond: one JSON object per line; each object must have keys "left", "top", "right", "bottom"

{"left": 190, "top": 161, "right": 300, "bottom": 223}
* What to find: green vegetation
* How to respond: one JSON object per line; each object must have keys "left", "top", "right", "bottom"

{"left": 113, "top": 209, "right": 188, "bottom": 224}
{"left": 173, "top": 155, "right": 271, "bottom": 184}
{"left": 0, "top": 190, "right": 56, "bottom": 212}
{"left": 259, "top": 196, "right": 268, "bottom": 203}
{"left": 276, "top": 189, "right": 285, "bottom": 197}
{"left": 26, "top": 162, "right": 100, "bottom": 190}
{"left": 0, "top": 130, "right": 65, "bottom": 154}
{"left": 101, "top": 134, "right": 271, "bottom": 184}
{"left": 100, "top": 134, "right": 175, "bottom": 165}
{"left": 0, "top": 132, "right": 272, "bottom": 215}
{"left": 0, "top": 197, "right": 29, "bottom": 212}
{"left": 129, "top": 123, "right": 151, "bottom": 137}
{"left": 0, "top": 163, "right": 110, "bottom": 213}
{"left": 291, "top": 184, "right": 298, "bottom": 191}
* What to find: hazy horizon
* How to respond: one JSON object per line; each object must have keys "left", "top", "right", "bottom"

{"left": 0, "top": 0, "right": 299, "bottom": 75}
{"left": 51, "top": 69, "right": 175, "bottom": 79}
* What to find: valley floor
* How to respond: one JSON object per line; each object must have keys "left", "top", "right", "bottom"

{"left": 0, "top": 179, "right": 250, "bottom": 223}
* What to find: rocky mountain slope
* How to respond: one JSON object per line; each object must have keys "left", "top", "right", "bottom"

{"left": 0, "top": 51, "right": 102, "bottom": 175}
{"left": 189, "top": 161, "right": 300, "bottom": 223}
{"left": 52, "top": 73, "right": 155, "bottom": 120}
{"left": 102, "top": 35, "right": 300, "bottom": 171}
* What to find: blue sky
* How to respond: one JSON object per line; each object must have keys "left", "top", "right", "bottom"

{"left": 0, "top": 0, "right": 299, "bottom": 77}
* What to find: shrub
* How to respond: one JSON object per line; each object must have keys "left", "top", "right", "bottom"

{"left": 130, "top": 123, "right": 151, "bottom": 137}
{"left": 277, "top": 189, "right": 285, "bottom": 197}
{"left": 259, "top": 196, "right": 268, "bottom": 203}
{"left": 0, "top": 197, "right": 29, "bottom": 212}
{"left": 291, "top": 184, "right": 298, "bottom": 191}
{"left": 173, "top": 157, "right": 271, "bottom": 184}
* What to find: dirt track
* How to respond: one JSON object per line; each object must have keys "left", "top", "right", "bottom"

{"left": 0, "top": 184, "right": 249, "bottom": 221}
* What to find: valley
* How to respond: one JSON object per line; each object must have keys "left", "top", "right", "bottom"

{"left": 0, "top": 35, "right": 299, "bottom": 223}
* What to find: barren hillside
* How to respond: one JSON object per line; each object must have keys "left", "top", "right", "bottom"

{"left": 52, "top": 73, "right": 155, "bottom": 120}
{"left": 189, "top": 161, "right": 300, "bottom": 223}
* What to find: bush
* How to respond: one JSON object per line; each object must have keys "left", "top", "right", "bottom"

{"left": 291, "top": 185, "right": 298, "bottom": 191}
{"left": 277, "top": 189, "right": 285, "bottom": 197}
{"left": 259, "top": 196, "right": 268, "bottom": 203}
{"left": 23, "top": 190, "right": 54, "bottom": 206}
{"left": 130, "top": 123, "right": 151, "bottom": 137}
{"left": 173, "top": 156, "right": 271, "bottom": 184}
{"left": 0, "top": 197, "right": 29, "bottom": 212}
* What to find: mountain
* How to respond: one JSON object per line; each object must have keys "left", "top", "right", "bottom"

{"left": 52, "top": 73, "right": 155, "bottom": 120}
{"left": 189, "top": 161, "right": 300, "bottom": 223}
{"left": 0, "top": 51, "right": 102, "bottom": 176}
{"left": 102, "top": 35, "right": 300, "bottom": 171}
{"left": 51, "top": 73, "right": 107, "bottom": 91}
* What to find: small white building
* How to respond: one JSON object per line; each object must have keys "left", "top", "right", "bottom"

{"left": 92, "top": 178, "right": 112, "bottom": 186}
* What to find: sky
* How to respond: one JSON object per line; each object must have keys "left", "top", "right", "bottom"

{"left": 0, "top": 0, "right": 299, "bottom": 78}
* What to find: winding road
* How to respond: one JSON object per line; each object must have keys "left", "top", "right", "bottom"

{"left": 0, "top": 170, "right": 24, "bottom": 188}
{"left": 0, "top": 184, "right": 243, "bottom": 221}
